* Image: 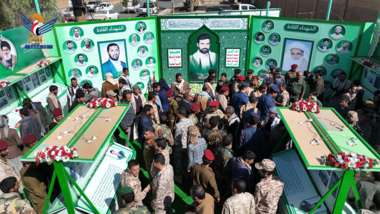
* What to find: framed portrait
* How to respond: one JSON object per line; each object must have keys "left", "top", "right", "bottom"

{"left": 140, "top": 69, "right": 150, "bottom": 80}
{"left": 265, "top": 58, "right": 277, "bottom": 69}
{"left": 74, "top": 53, "right": 88, "bottom": 67}
{"left": 331, "top": 69, "right": 344, "bottom": 79}
{"left": 336, "top": 40, "right": 352, "bottom": 54}
{"left": 68, "top": 68, "right": 82, "bottom": 80}
{"left": 225, "top": 49, "right": 240, "bottom": 68}
{"left": 0, "top": 37, "right": 17, "bottom": 70}
{"left": 135, "top": 21, "right": 147, "bottom": 33}
{"left": 268, "top": 33, "right": 280, "bottom": 46}
{"left": 262, "top": 20, "right": 274, "bottom": 32}
{"left": 329, "top": 25, "right": 346, "bottom": 40}
{"left": 31, "top": 73, "right": 41, "bottom": 88}
{"left": 129, "top": 34, "right": 140, "bottom": 46}
{"left": 63, "top": 40, "right": 77, "bottom": 54}
{"left": 260, "top": 45, "right": 271, "bottom": 57}
{"left": 258, "top": 69, "right": 269, "bottom": 79}
{"left": 324, "top": 54, "right": 339, "bottom": 66}
{"left": 97, "top": 39, "right": 128, "bottom": 79}
{"left": 168, "top": 49, "right": 182, "bottom": 67}
{"left": 251, "top": 57, "right": 263, "bottom": 68}
{"left": 146, "top": 57, "right": 156, "bottom": 68}
{"left": 81, "top": 39, "right": 94, "bottom": 52}
{"left": 253, "top": 32, "right": 265, "bottom": 44}
{"left": 281, "top": 38, "right": 314, "bottom": 72}
{"left": 131, "top": 58, "right": 143, "bottom": 70}
{"left": 134, "top": 81, "right": 145, "bottom": 90}
{"left": 317, "top": 38, "right": 333, "bottom": 52}
{"left": 312, "top": 66, "right": 327, "bottom": 76}
{"left": 70, "top": 27, "right": 84, "bottom": 40}
{"left": 4, "top": 86, "right": 15, "bottom": 101}
{"left": 86, "top": 66, "right": 98, "bottom": 78}
{"left": 144, "top": 32, "right": 154, "bottom": 44}
{"left": 137, "top": 46, "right": 148, "bottom": 57}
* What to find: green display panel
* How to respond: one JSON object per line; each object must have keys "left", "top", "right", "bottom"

{"left": 248, "top": 17, "right": 364, "bottom": 84}
{"left": 159, "top": 16, "right": 250, "bottom": 83}
{"left": 53, "top": 18, "right": 160, "bottom": 94}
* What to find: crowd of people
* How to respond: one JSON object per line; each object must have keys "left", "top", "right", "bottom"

{"left": 0, "top": 65, "right": 380, "bottom": 214}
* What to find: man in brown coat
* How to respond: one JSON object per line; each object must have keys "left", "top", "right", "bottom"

{"left": 187, "top": 184, "right": 214, "bottom": 214}
{"left": 101, "top": 73, "right": 119, "bottom": 98}
{"left": 171, "top": 73, "right": 191, "bottom": 100}
{"left": 46, "top": 85, "right": 61, "bottom": 118}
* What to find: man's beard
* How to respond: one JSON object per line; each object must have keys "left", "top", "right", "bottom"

{"left": 86, "top": 45, "right": 90, "bottom": 48}
{"left": 79, "top": 60, "right": 83, "bottom": 63}
{"left": 3, "top": 53, "right": 11, "bottom": 60}
{"left": 289, "top": 57, "right": 303, "bottom": 64}
{"left": 199, "top": 48, "right": 209, "bottom": 54}
{"left": 109, "top": 53, "right": 119, "bottom": 61}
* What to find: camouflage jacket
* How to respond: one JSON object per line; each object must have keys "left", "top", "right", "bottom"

{"left": 0, "top": 192, "right": 36, "bottom": 214}
{"left": 203, "top": 129, "right": 226, "bottom": 154}
{"left": 222, "top": 192, "right": 256, "bottom": 214}
{"left": 214, "top": 146, "right": 234, "bottom": 177}
{"left": 167, "top": 100, "right": 179, "bottom": 119}
{"left": 174, "top": 118, "right": 194, "bottom": 148}
{"left": 254, "top": 176, "right": 284, "bottom": 214}
{"left": 151, "top": 164, "right": 175, "bottom": 213}
{"left": 120, "top": 171, "right": 149, "bottom": 206}
{"left": 114, "top": 203, "right": 150, "bottom": 214}
{"left": 150, "top": 149, "right": 170, "bottom": 179}
{"left": 153, "top": 124, "right": 174, "bottom": 149}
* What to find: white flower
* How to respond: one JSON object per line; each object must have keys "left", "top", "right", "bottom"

{"left": 348, "top": 162, "right": 356, "bottom": 168}
{"left": 114, "top": 102, "right": 118, "bottom": 107}
{"left": 106, "top": 103, "right": 111, "bottom": 108}
{"left": 96, "top": 102, "right": 101, "bottom": 107}
{"left": 363, "top": 163, "right": 370, "bottom": 168}
{"left": 345, "top": 152, "right": 350, "bottom": 155}
{"left": 47, "top": 146, "right": 53, "bottom": 150}
{"left": 65, "top": 148, "right": 71, "bottom": 153}
{"left": 55, "top": 156, "right": 62, "bottom": 162}
{"left": 351, "top": 153, "right": 357, "bottom": 157}
{"left": 338, "top": 159, "right": 345, "bottom": 164}
{"left": 46, "top": 158, "right": 53, "bottom": 165}
{"left": 311, "top": 107, "right": 317, "bottom": 113}
{"left": 34, "top": 152, "right": 38, "bottom": 158}
{"left": 62, "top": 156, "right": 70, "bottom": 162}
{"left": 336, "top": 155, "right": 342, "bottom": 160}
{"left": 73, "top": 150, "right": 78, "bottom": 158}
{"left": 302, "top": 107, "right": 308, "bottom": 112}
{"left": 295, "top": 106, "right": 300, "bottom": 111}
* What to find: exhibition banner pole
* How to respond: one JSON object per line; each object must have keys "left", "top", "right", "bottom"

{"left": 53, "top": 162, "right": 76, "bottom": 213}
{"left": 332, "top": 169, "right": 356, "bottom": 214}
{"left": 309, "top": 174, "right": 342, "bottom": 214}
{"left": 14, "top": 84, "right": 31, "bottom": 99}
{"left": 326, "top": 0, "right": 333, "bottom": 20}
{"left": 147, "top": 0, "right": 150, "bottom": 17}
{"left": 34, "top": 0, "right": 41, "bottom": 14}
{"left": 266, "top": 0, "right": 270, "bottom": 17}
{"left": 43, "top": 171, "right": 57, "bottom": 214}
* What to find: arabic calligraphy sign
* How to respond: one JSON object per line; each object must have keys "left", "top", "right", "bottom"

{"left": 284, "top": 24, "right": 319, "bottom": 34}
{"left": 168, "top": 49, "right": 182, "bottom": 67}
{"left": 93, "top": 25, "right": 126, "bottom": 34}
{"left": 225, "top": 49, "right": 240, "bottom": 67}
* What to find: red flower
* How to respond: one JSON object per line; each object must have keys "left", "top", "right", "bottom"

{"left": 356, "top": 163, "right": 361, "bottom": 168}
{"left": 340, "top": 163, "right": 347, "bottom": 169}
{"left": 51, "top": 156, "right": 55, "bottom": 161}
{"left": 292, "top": 106, "right": 295, "bottom": 110}
{"left": 316, "top": 110, "right": 320, "bottom": 114}
{"left": 370, "top": 163, "right": 373, "bottom": 168}
{"left": 328, "top": 157, "right": 333, "bottom": 162}
{"left": 36, "top": 157, "right": 40, "bottom": 163}
{"left": 61, "top": 151, "right": 66, "bottom": 156}
{"left": 101, "top": 103, "right": 106, "bottom": 108}
{"left": 67, "top": 153, "right": 73, "bottom": 159}
{"left": 307, "top": 98, "right": 311, "bottom": 102}
{"left": 369, "top": 158, "right": 373, "bottom": 164}
{"left": 39, "top": 152, "right": 45, "bottom": 158}
{"left": 47, "top": 150, "right": 53, "bottom": 156}
{"left": 340, "top": 152, "right": 345, "bottom": 155}
{"left": 344, "top": 158, "right": 349, "bottom": 163}
{"left": 55, "top": 151, "right": 59, "bottom": 155}
{"left": 360, "top": 157, "right": 365, "bottom": 162}
{"left": 52, "top": 146, "right": 57, "bottom": 150}
{"left": 332, "top": 161, "right": 338, "bottom": 167}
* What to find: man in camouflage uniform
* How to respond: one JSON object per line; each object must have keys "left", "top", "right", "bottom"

{"left": 0, "top": 141, "right": 22, "bottom": 194}
{"left": 0, "top": 177, "right": 35, "bottom": 214}
{"left": 202, "top": 101, "right": 225, "bottom": 125}
{"left": 254, "top": 159, "right": 284, "bottom": 214}
{"left": 166, "top": 90, "right": 178, "bottom": 131}
{"left": 143, "top": 126, "right": 157, "bottom": 179}
{"left": 143, "top": 92, "right": 160, "bottom": 124}
{"left": 151, "top": 154, "right": 175, "bottom": 214}
{"left": 203, "top": 116, "right": 226, "bottom": 154}
{"left": 115, "top": 186, "right": 150, "bottom": 214}
{"left": 288, "top": 71, "right": 306, "bottom": 103}
{"left": 150, "top": 138, "right": 170, "bottom": 178}
{"left": 153, "top": 114, "right": 174, "bottom": 154}
{"left": 222, "top": 178, "right": 255, "bottom": 214}
{"left": 120, "top": 160, "right": 150, "bottom": 206}
{"left": 214, "top": 134, "right": 234, "bottom": 193}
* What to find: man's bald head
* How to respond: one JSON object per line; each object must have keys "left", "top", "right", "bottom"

{"left": 297, "top": 71, "right": 303, "bottom": 80}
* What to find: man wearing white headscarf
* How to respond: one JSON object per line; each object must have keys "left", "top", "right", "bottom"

{"left": 282, "top": 42, "right": 309, "bottom": 73}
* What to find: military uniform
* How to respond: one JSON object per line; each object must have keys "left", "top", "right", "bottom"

{"left": 222, "top": 192, "right": 256, "bottom": 214}
{"left": 151, "top": 164, "right": 175, "bottom": 214}
{"left": 203, "top": 129, "right": 226, "bottom": 154}
{"left": 174, "top": 118, "right": 193, "bottom": 174}
{"left": 0, "top": 192, "right": 36, "bottom": 214}
{"left": 0, "top": 157, "right": 22, "bottom": 194}
{"left": 288, "top": 78, "right": 306, "bottom": 102}
{"left": 190, "top": 164, "right": 220, "bottom": 200}
{"left": 143, "top": 136, "right": 157, "bottom": 179}
{"left": 285, "top": 71, "right": 296, "bottom": 85}
{"left": 189, "top": 115, "right": 199, "bottom": 127}
{"left": 254, "top": 176, "right": 284, "bottom": 214}
{"left": 114, "top": 203, "right": 150, "bottom": 214}
{"left": 153, "top": 124, "right": 174, "bottom": 153}
{"left": 277, "top": 90, "right": 290, "bottom": 107}
{"left": 239, "top": 103, "right": 257, "bottom": 119}
{"left": 20, "top": 165, "right": 47, "bottom": 214}
{"left": 167, "top": 99, "right": 179, "bottom": 131}
{"left": 150, "top": 149, "right": 170, "bottom": 179}
{"left": 120, "top": 171, "right": 149, "bottom": 206}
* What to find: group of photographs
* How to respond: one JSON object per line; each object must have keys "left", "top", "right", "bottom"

{"left": 17, "top": 67, "right": 51, "bottom": 94}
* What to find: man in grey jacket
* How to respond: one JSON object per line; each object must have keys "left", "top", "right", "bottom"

{"left": 83, "top": 82, "right": 100, "bottom": 103}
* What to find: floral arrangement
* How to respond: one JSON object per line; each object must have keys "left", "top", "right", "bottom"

{"left": 291, "top": 99, "right": 320, "bottom": 114}
{"left": 35, "top": 59, "right": 50, "bottom": 68}
{"left": 325, "top": 152, "right": 379, "bottom": 170}
{"left": 35, "top": 146, "right": 78, "bottom": 164}
{"left": 87, "top": 98, "right": 117, "bottom": 109}
{"left": 0, "top": 81, "right": 11, "bottom": 88}
{"left": 361, "top": 58, "right": 376, "bottom": 68}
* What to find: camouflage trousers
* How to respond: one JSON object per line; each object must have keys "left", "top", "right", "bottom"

{"left": 173, "top": 145, "right": 187, "bottom": 175}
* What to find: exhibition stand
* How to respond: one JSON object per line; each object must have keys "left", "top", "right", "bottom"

{"left": 276, "top": 108, "right": 380, "bottom": 214}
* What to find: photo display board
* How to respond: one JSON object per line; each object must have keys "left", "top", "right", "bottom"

{"left": 248, "top": 17, "right": 364, "bottom": 84}
{"left": 54, "top": 18, "right": 160, "bottom": 94}
{"left": 159, "top": 16, "right": 250, "bottom": 88}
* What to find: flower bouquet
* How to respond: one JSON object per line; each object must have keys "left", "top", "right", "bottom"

{"left": 35, "top": 59, "right": 50, "bottom": 68}
{"left": 35, "top": 146, "right": 78, "bottom": 164}
{"left": 87, "top": 98, "right": 117, "bottom": 109}
{"left": 325, "top": 152, "right": 379, "bottom": 170}
{"left": 0, "top": 81, "right": 11, "bottom": 88}
{"left": 291, "top": 99, "right": 320, "bottom": 114}
{"left": 361, "top": 58, "right": 375, "bottom": 68}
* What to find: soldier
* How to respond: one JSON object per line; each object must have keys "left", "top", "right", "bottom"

{"left": 189, "top": 103, "right": 201, "bottom": 126}
{"left": 151, "top": 138, "right": 170, "bottom": 178}
{"left": 214, "top": 134, "right": 234, "bottom": 193}
{"left": 203, "top": 116, "right": 226, "bottom": 154}
{"left": 231, "top": 83, "right": 250, "bottom": 118}
{"left": 143, "top": 92, "right": 160, "bottom": 124}
{"left": 52, "top": 108, "right": 63, "bottom": 124}
{"left": 217, "top": 86, "right": 229, "bottom": 112}
{"left": 187, "top": 184, "right": 215, "bottom": 214}
{"left": 115, "top": 186, "right": 150, "bottom": 214}
{"left": 153, "top": 114, "right": 174, "bottom": 153}
{"left": 222, "top": 178, "right": 256, "bottom": 214}
{"left": 120, "top": 160, "right": 150, "bottom": 206}
{"left": 202, "top": 101, "right": 225, "bottom": 125}
{"left": 151, "top": 153, "right": 175, "bottom": 214}
{"left": 21, "top": 134, "right": 38, "bottom": 156}
{"left": 285, "top": 64, "right": 297, "bottom": 85}
{"left": 240, "top": 96, "right": 259, "bottom": 120}
{"left": 254, "top": 159, "right": 284, "bottom": 214}
{"left": 190, "top": 149, "right": 220, "bottom": 202}
{"left": 20, "top": 161, "right": 47, "bottom": 214}
{"left": 143, "top": 126, "right": 157, "bottom": 179}
{"left": 0, "top": 141, "right": 22, "bottom": 194}
{"left": 0, "top": 177, "right": 36, "bottom": 214}
{"left": 166, "top": 90, "right": 178, "bottom": 131}
{"left": 288, "top": 71, "right": 306, "bottom": 103}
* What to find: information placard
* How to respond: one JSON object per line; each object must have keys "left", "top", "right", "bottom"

{"left": 168, "top": 49, "right": 182, "bottom": 67}
{"left": 225, "top": 49, "right": 240, "bottom": 67}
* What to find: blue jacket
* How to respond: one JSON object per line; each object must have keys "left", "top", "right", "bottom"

{"left": 227, "top": 157, "right": 253, "bottom": 192}
{"left": 239, "top": 126, "right": 257, "bottom": 152}
{"left": 231, "top": 91, "right": 249, "bottom": 117}
{"left": 243, "top": 129, "right": 266, "bottom": 161}
{"left": 138, "top": 115, "right": 153, "bottom": 141}
{"left": 158, "top": 88, "right": 169, "bottom": 112}
{"left": 258, "top": 94, "right": 276, "bottom": 121}
{"left": 242, "top": 108, "right": 261, "bottom": 129}
{"left": 102, "top": 59, "right": 127, "bottom": 79}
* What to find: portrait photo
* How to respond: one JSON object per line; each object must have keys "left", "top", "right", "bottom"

{"left": 63, "top": 40, "right": 77, "bottom": 54}
{"left": 188, "top": 31, "right": 219, "bottom": 82}
{"left": 299, "top": 197, "right": 326, "bottom": 213}
{"left": 98, "top": 40, "right": 127, "bottom": 79}
{"left": 252, "top": 57, "right": 262, "bottom": 68}
{"left": 86, "top": 66, "right": 98, "bottom": 78}
{"left": 70, "top": 27, "right": 84, "bottom": 40}
{"left": 80, "top": 80, "right": 93, "bottom": 86}
{"left": 136, "top": 21, "right": 147, "bottom": 33}
{"left": 81, "top": 39, "right": 94, "bottom": 52}
{"left": 140, "top": 69, "right": 150, "bottom": 80}
{"left": 268, "top": 33, "right": 280, "bottom": 46}
{"left": 4, "top": 87, "right": 14, "bottom": 100}
{"left": 330, "top": 25, "right": 346, "bottom": 40}
{"left": 69, "top": 68, "right": 82, "bottom": 80}
{"left": 146, "top": 57, "right": 156, "bottom": 68}
{"left": 265, "top": 58, "right": 277, "bottom": 69}
{"left": 137, "top": 46, "right": 149, "bottom": 57}
{"left": 324, "top": 54, "right": 339, "bottom": 66}
{"left": 254, "top": 32, "right": 265, "bottom": 44}
{"left": 312, "top": 66, "right": 327, "bottom": 76}
{"left": 331, "top": 69, "right": 344, "bottom": 79}
{"left": 31, "top": 73, "right": 41, "bottom": 88}
{"left": 262, "top": 20, "right": 274, "bottom": 32}
{"left": 144, "top": 32, "right": 154, "bottom": 44}
{"left": 0, "top": 38, "right": 17, "bottom": 71}
{"left": 260, "top": 45, "right": 272, "bottom": 57}
{"left": 74, "top": 53, "right": 88, "bottom": 67}
{"left": 281, "top": 39, "right": 313, "bottom": 72}
{"left": 109, "top": 149, "right": 126, "bottom": 159}
{"left": 45, "top": 67, "right": 51, "bottom": 77}
{"left": 317, "top": 38, "right": 333, "bottom": 52}
{"left": 134, "top": 82, "right": 145, "bottom": 90}
{"left": 336, "top": 40, "right": 352, "bottom": 54}
{"left": 258, "top": 69, "right": 269, "bottom": 79}
{"left": 132, "top": 58, "right": 142, "bottom": 70}
{"left": 129, "top": 34, "right": 140, "bottom": 46}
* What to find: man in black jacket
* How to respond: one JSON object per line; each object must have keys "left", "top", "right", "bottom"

{"left": 72, "top": 0, "right": 86, "bottom": 22}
